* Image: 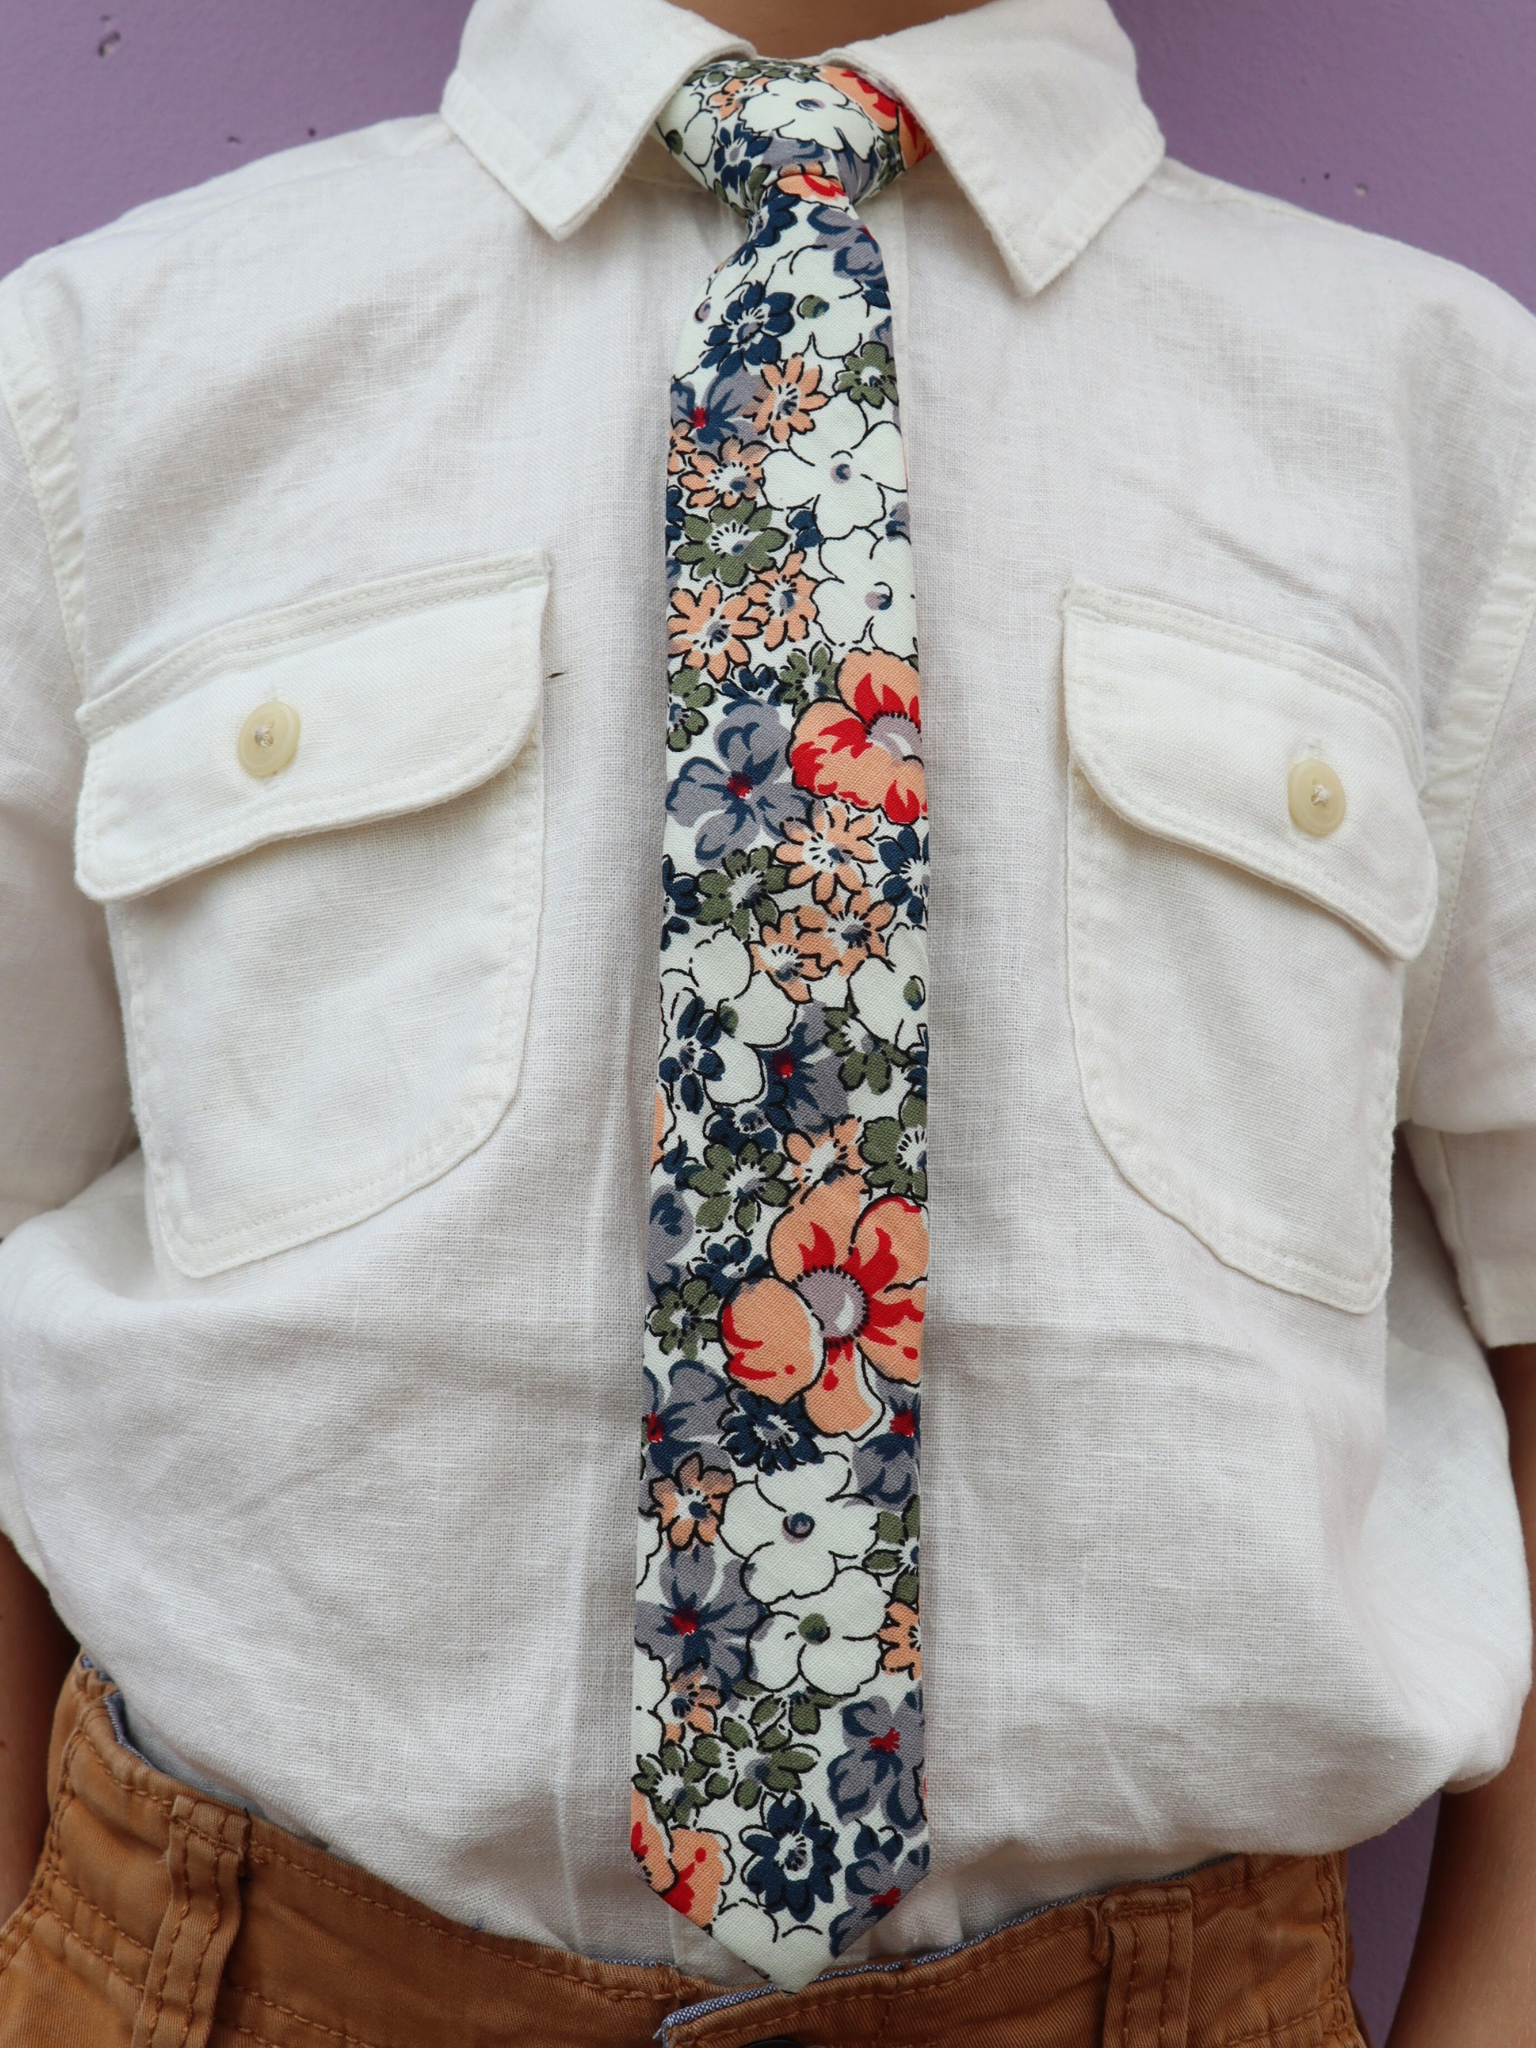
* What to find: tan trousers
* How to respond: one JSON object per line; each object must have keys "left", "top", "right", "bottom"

{"left": 0, "top": 1662, "right": 1368, "bottom": 2048}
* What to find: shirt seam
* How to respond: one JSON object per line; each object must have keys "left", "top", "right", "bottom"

{"left": 1400, "top": 435, "right": 1536, "bottom": 1111}
{"left": 0, "top": 280, "right": 85, "bottom": 692}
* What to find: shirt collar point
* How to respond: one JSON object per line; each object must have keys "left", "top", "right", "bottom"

{"left": 444, "top": 14, "right": 751, "bottom": 242}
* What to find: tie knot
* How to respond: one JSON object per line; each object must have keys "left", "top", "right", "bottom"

{"left": 659, "top": 59, "right": 930, "bottom": 216}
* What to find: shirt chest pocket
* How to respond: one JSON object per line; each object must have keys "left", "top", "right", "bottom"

{"left": 74, "top": 555, "right": 549, "bottom": 1277}
{"left": 1062, "top": 583, "right": 1439, "bottom": 1313}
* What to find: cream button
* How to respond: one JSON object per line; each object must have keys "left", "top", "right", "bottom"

{"left": 237, "top": 701, "right": 301, "bottom": 779}
{"left": 1288, "top": 758, "right": 1345, "bottom": 837}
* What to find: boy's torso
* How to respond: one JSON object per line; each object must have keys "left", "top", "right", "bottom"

{"left": 0, "top": 0, "right": 1530, "bottom": 1982}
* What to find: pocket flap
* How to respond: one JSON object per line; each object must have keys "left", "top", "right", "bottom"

{"left": 75, "top": 554, "right": 549, "bottom": 903}
{"left": 1062, "top": 581, "right": 1438, "bottom": 961}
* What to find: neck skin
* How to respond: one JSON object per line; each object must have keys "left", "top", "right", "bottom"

{"left": 689, "top": 1, "right": 989, "bottom": 58}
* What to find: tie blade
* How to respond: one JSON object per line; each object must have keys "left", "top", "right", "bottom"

{"left": 640, "top": 55, "right": 932, "bottom": 1981}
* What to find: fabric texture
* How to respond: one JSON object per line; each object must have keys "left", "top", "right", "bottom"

{"left": 636, "top": 61, "right": 933, "bottom": 1987}
{"left": 0, "top": 0, "right": 1531, "bottom": 1990}
{"left": 0, "top": 1661, "right": 1368, "bottom": 2048}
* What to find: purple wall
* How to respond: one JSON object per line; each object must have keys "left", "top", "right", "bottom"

{"left": 3, "top": 0, "right": 1527, "bottom": 2036}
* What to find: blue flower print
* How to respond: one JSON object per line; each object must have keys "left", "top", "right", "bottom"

{"left": 829, "top": 1826, "right": 930, "bottom": 1957}
{"left": 741, "top": 1793, "right": 841, "bottom": 1923}
{"left": 643, "top": 1360, "right": 732, "bottom": 1486}
{"left": 634, "top": 1547, "right": 765, "bottom": 1694}
{"left": 702, "top": 280, "right": 795, "bottom": 375}
{"left": 668, "top": 706, "right": 801, "bottom": 864}
{"left": 788, "top": 502, "right": 824, "bottom": 554}
{"left": 851, "top": 1398, "right": 920, "bottom": 1505}
{"left": 659, "top": 991, "right": 729, "bottom": 1115}
{"left": 648, "top": 1186, "right": 694, "bottom": 1290}
{"left": 713, "top": 120, "right": 771, "bottom": 197}
{"left": 763, "top": 1004, "right": 849, "bottom": 1134}
{"left": 691, "top": 1234, "right": 772, "bottom": 1299}
{"left": 704, "top": 1100, "right": 780, "bottom": 1152}
{"left": 660, "top": 855, "right": 701, "bottom": 952}
{"left": 721, "top": 1388, "right": 823, "bottom": 1473}
{"left": 806, "top": 202, "right": 891, "bottom": 310}
{"left": 827, "top": 1690, "right": 925, "bottom": 1834}
{"left": 744, "top": 180, "right": 800, "bottom": 252}
{"left": 877, "top": 823, "right": 928, "bottom": 914}
{"left": 672, "top": 367, "right": 758, "bottom": 449}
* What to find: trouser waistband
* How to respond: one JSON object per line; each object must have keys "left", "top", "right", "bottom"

{"left": 0, "top": 1660, "right": 1366, "bottom": 2048}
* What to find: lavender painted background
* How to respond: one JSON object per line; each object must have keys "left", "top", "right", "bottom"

{"left": 3, "top": 1, "right": 1531, "bottom": 2037}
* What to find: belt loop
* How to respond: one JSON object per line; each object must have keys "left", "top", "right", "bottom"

{"left": 1096, "top": 1885, "right": 1194, "bottom": 2048}
{"left": 131, "top": 1794, "right": 252, "bottom": 2048}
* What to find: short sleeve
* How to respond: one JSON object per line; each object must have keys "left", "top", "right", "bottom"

{"left": 1405, "top": 464, "right": 1536, "bottom": 1345}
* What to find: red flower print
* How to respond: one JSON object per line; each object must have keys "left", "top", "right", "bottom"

{"left": 790, "top": 652, "right": 926, "bottom": 823}
{"left": 722, "top": 1175, "right": 926, "bottom": 1437}
{"left": 631, "top": 1791, "right": 728, "bottom": 1928}
{"left": 898, "top": 105, "right": 932, "bottom": 169}
{"left": 778, "top": 165, "right": 847, "bottom": 203}
{"left": 817, "top": 66, "right": 899, "bottom": 132}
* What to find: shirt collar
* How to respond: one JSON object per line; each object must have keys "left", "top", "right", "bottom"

{"left": 441, "top": 0, "right": 1164, "bottom": 296}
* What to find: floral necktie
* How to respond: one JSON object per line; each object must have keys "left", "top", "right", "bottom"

{"left": 633, "top": 60, "right": 932, "bottom": 1992}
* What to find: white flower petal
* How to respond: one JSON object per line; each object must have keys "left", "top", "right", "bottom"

{"left": 761, "top": 446, "right": 818, "bottom": 511}
{"left": 718, "top": 1480, "right": 782, "bottom": 1561}
{"left": 810, "top": 573, "right": 875, "bottom": 650}
{"left": 746, "top": 1543, "right": 838, "bottom": 1604}
{"left": 710, "top": 1033, "right": 764, "bottom": 1105}
{"left": 815, "top": 471, "right": 885, "bottom": 542}
{"left": 634, "top": 1638, "right": 671, "bottom": 1720}
{"left": 815, "top": 393, "right": 871, "bottom": 450}
{"left": 763, "top": 1453, "right": 853, "bottom": 1510}
{"left": 856, "top": 418, "right": 908, "bottom": 491}
{"left": 692, "top": 929, "right": 752, "bottom": 1003}
{"left": 710, "top": 1902, "right": 830, "bottom": 1990}
{"left": 801, "top": 1627, "right": 883, "bottom": 1696}
{"left": 821, "top": 1568, "right": 891, "bottom": 1637}
{"left": 732, "top": 973, "right": 795, "bottom": 1047}
{"left": 750, "top": 1613, "right": 803, "bottom": 1691}
{"left": 819, "top": 1494, "right": 879, "bottom": 1559}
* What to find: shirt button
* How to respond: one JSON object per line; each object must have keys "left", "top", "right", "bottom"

{"left": 237, "top": 700, "right": 301, "bottom": 779}
{"left": 1287, "top": 758, "right": 1345, "bottom": 837}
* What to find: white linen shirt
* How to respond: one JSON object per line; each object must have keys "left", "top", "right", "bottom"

{"left": 0, "top": 0, "right": 1533, "bottom": 1986}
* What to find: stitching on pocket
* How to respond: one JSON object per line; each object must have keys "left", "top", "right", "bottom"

{"left": 1066, "top": 766, "right": 1398, "bottom": 1311}
{"left": 77, "top": 554, "right": 548, "bottom": 740}
{"left": 1065, "top": 580, "right": 1423, "bottom": 774}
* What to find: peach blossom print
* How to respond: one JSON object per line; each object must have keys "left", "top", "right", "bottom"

{"left": 668, "top": 583, "right": 764, "bottom": 680}
{"left": 777, "top": 800, "right": 878, "bottom": 903}
{"left": 747, "top": 356, "right": 829, "bottom": 443}
{"left": 879, "top": 1600, "right": 921, "bottom": 1679}
{"left": 721, "top": 1175, "right": 926, "bottom": 1437}
{"left": 747, "top": 552, "right": 818, "bottom": 649}
{"left": 785, "top": 1118, "right": 864, "bottom": 1193}
{"left": 790, "top": 652, "right": 926, "bottom": 823}
{"left": 679, "top": 436, "right": 767, "bottom": 511}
